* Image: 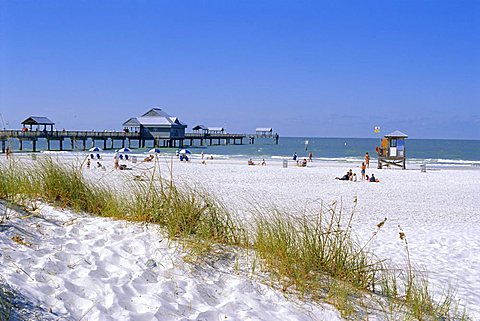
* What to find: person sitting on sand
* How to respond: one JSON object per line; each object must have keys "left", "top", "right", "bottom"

{"left": 369, "top": 173, "right": 379, "bottom": 182}
{"left": 248, "top": 158, "right": 255, "bottom": 165}
{"left": 336, "top": 172, "right": 350, "bottom": 180}
{"left": 96, "top": 153, "right": 101, "bottom": 159}
{"left": 365, "top": 174, "right": 369, "bottom": 181}
{"left": 261, "top": 159, "right": 266, "bottom": 166}
{"left": 143, "top": 155, "right": 154, "bottom": 162}
{"left": 97, "top": 161, "right": 102, "bottom": 168}
{"left": 353, "top": 173, "right": 357, "bottom": 182}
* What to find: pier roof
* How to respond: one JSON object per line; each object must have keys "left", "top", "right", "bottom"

{"left": 21, "top": 116, "right": 55, "bottom": 125}
{"left": 123, "top": 108, "right": 187, "bottom": 128}
{"left": 208, "top": 127, "right": 224, "bottom": 132}
{"left": 192, "top": 125, "right": 208, "bottom": 131}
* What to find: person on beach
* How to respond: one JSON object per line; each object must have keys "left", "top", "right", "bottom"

{"left": 6, "top": 146, "right": 11, "bottom": 159}
{"left": 336, "top": 172, "right": 350, "bottom": 180}
{"left": 365, "top": 152, "right": 370, "bottom": 168}
{"left": 261, "top": 159, "right": 266, "bottom": 166}
{"left": 308, "top": 151, "right": 313, "bottom": 162}
{"left": 201, "top": 151, "right": 204, "bottom": 160}
{"left": 353, "top": 173, "right": 357, "bottom": 182}
{"left": 293, "top": 152, "right": 297, "bottom": 161}
{"left": 361, "top": 162, "right": 366, "bottom": 180}
{"left": 96, "top": 161, "right": 102, "bottom": 168}
{"left": 248, "top": 158, "right": 255, "bottom": 165}
{"left": 369, "top": 173, "right": 379, "bottom": 182}
{"left": 114, "top": 157, "right": 119, "bottom": 170}
{"left": 87, "top": 158, "right": 91, "bottom": 169}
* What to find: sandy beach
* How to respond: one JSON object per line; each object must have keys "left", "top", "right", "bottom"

{"left": 1, "top": 152, "right": 479, "bottom": 320}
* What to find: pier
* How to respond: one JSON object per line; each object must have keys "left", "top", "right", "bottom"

{"left": 1, "top": 109, "right": 279, "bottom": 153}
{"left": 0, "top": 130, "right": 249, "bottom": 153}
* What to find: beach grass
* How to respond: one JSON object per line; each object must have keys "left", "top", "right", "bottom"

{"left": 0, "top": 284, "right": 12, "bottom": 321}
{"left": 0, "top": 157, "right": 471, "bottom": 320}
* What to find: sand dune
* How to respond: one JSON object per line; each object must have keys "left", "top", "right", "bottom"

{"left": 1, "top": 153, "right": 479, "bottom": 320}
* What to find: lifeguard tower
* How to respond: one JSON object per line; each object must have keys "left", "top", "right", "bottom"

{"left": 377, "top": 130, "right": 408, "bottom": 169}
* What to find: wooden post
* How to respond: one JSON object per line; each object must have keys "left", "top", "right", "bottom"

{"left": 1, "top": 140, "right": 5, "bottom": 153}
{"left": 19, "top": 140, "right": 23, "bottom": 151}
{"left": 33, "top": 140, "right": 37, "bottom": 152}
{"left": 103, "top": 139, "right": 107, "bottom": 150}
{"left": 59, "top": 139, "right": 63, "bottom": 150}
{"left": 47, "top": 139, "right": 51, "bottom": 150}
{"left": 82, "top": 139, "right": 86, "bottom": 150}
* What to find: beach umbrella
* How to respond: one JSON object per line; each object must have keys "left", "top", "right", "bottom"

{"left": 117, "top": 147, "right": 131, "bottom": 153}
{"left": 88, "top": 147, "right": 102, "bottom": 152}
{"left": 178, "top": 149, "right": 191, "bottom": 155}
{"left": 148, "top": 148, "right": 162, "bottom": 154}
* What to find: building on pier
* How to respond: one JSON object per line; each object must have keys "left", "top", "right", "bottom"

{"left": 123, "top": 108, "right": 187, "bottom": 147}
{"left": 207, "top": 127, "right": 225, "bottom": 134}
{"left": 21, "top": 116, "right": 55, "bottom": 132}
{"left": 192, "top": 125, "right": 208, "bottom": 134}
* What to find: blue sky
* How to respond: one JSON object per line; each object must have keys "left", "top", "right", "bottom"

{"left": 1, "top": 0, "right": 479, "bottom": 139}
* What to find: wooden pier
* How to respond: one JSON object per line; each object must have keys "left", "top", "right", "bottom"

{"left": 0, "top": 130, "right": 248, "bottom": 153}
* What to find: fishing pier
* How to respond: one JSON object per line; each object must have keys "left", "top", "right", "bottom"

{"left": 1, "top": 108, "right": 279, "bottom": 153}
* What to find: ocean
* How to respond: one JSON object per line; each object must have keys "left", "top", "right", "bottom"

{"left": 7, "top": 137, "right": 480, "bottom": 166}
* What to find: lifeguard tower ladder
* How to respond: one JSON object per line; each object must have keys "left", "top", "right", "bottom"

{"left": 377, "top": 130, "right": 408, "bottom": 169}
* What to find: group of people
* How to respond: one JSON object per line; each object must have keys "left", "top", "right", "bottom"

{"left": 86, "top": 158, "right": 104, "bottom": 169}
{"left": 336, "top": 169, "right": 358, "bottom": 181}
{"left": 336, "top": 167, "right": 378, "bottom": 182}
{"left": 292, "top": 151, "right": 312, "bottom": 167}
{"left": 248, "top": 158, "right": 266, "bottom": 166}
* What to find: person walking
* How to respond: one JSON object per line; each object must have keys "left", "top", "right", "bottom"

{"left": 365, "top": 152, "right": 370, "bottom": 168}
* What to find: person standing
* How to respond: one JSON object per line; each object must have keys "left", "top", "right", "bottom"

{"left": 293, "top": 152, "right": 297, "bottom": 161}
{"left": 361, "top": 162, "right": 366, "bottom": 180}
{"left": 308, "top": 151, "right": 313, "bottom": 162}
{"left": 365, "top": 152, "right": 370, "bottom": 168}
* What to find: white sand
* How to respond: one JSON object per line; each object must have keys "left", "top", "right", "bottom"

{"left": 1, "top": 153, "right": 479, "bottom": 320}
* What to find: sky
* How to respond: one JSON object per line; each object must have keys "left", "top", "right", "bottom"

{"left": 0, "top": 0, "right": 479, "bottom": 139}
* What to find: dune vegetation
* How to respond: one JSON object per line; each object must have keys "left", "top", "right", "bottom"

{"left": 0, "top": 157, "right": 470, "bottom": 320}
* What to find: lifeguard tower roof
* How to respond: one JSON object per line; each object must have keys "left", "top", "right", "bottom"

{"left": 385, "top": 130, "right": 408, "bottom": 138}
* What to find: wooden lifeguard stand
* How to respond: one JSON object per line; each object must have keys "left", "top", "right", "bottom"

{"left": 377, "top": 130, "right": 408, "bottom": 169}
